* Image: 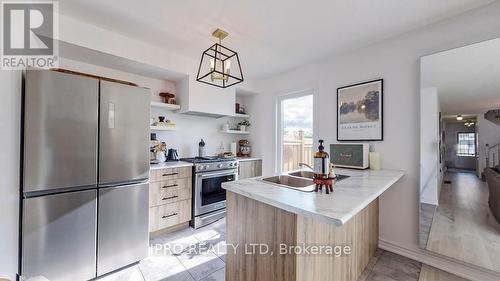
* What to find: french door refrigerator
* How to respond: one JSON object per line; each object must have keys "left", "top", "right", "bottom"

{"left": 21, "top": 69, "right": 150, "bottom": 281}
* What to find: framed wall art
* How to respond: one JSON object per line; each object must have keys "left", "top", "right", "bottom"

{"left": 337, "top": 79, "right": 383, "bottom": 141}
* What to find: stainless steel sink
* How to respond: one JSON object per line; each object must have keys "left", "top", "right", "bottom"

{"left": 261, "top": 175, "right": 316, "bottom": 192}
{"left": 288, "top": 170, "right": 350, "bottom": 182}
{"left": 288, "top": 170, "right": 315, "bottom": 179}
{"left": 261, "top": 171, "right": 350, "bottom": 192}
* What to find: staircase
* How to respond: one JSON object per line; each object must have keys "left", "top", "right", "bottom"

{"left": 487, "top": 143, "right": 500, "bottom": 168}
{"left": 485, "top": 109, "right": 500, "bottom": 127}
{"left": 484, "top": 109, "right": 500, "bottom": 168}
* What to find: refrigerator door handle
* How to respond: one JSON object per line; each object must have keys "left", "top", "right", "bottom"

{"left": 108, "top": 102, "right": 115, "bottom": 129}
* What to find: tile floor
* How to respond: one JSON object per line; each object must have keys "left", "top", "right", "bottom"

{"left": 96, "top": 218, "right": 464, "bottom": 281}
{"left": 97, "top": 219, "right": 226, "bottom": 281}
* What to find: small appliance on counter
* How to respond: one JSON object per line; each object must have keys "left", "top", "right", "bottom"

{"left": 150, "top": 133, "right": 160, "bottom": 164}
{"left": 151, "top": 133, "right": 179, "bottom": 163}
{"left": 237, "top": 139, "right": 251, "bottom": 157}
{"left": 156, "top": 142, "right": 167, "bottom": 162}
{"left": 330, "top": 143, "right": 369, "bottom": 169}
{"left": 167, "top": 148, "right": 179, "bottom": 161}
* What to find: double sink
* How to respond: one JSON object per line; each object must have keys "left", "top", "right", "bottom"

{"left": 262, "top": 170, "right": 349, "bottom": 192}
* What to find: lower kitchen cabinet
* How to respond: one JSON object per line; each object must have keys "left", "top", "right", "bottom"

{"left": 149, "top": 199, "right": 192, "bottom": 232}
{"left": 149, "top": 166, "right": 192, "bottom": 233}
{"left": 238, "top": 159, "right": 262, "bottom": 179}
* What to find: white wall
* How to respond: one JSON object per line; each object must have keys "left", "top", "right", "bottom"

{"left": 477, "top": 114, "right": 500, "bottom": 173}
{"left": 249, "top": 2, "right": 500, "bottom": 279}
{"left": 0, "top": 71, "right": 21, "bottom": 281}
{"left": 420, "top": 88, "right": 440, "bottom": 205}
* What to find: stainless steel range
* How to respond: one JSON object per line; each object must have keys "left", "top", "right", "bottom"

{"left": 180, "top": 157, "right": 238, "bottom": 228}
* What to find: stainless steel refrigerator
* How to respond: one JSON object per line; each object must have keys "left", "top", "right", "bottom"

{"left": 21, "top": 69, "right": 150, "bottom": 280}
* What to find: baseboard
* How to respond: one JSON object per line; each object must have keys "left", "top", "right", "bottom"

{"left": 379, "top": 239, "right": 500, "bottom": 281}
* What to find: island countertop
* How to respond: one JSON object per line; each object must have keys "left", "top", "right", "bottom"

{"left": 222, "top": 168, "right": 404, "bottom": 225}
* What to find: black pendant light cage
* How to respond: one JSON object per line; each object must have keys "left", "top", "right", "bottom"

{"left": 196, "top": 42, "right": 244, "bottom": 88}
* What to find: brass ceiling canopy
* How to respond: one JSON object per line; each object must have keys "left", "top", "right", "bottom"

{"left": 196, "top": 28, "right": 244, "bottom": 88}
{"left": 212, "top": 28, "right": 228, "bottom": 41}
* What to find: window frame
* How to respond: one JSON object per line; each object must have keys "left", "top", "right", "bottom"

{"left": 456, "top": 132, "right": 476, "bottom": 157}
{"left": 276, "top": 88, "right": 318, "bottom": 173}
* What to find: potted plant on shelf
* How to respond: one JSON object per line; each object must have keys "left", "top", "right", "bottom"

{"left": 238, "top": 119, "right": 251, "bottom": 131}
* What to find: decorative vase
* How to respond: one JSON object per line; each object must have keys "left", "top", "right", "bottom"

{"left": 239, "top": 125, "right": 246, "bottom": 131}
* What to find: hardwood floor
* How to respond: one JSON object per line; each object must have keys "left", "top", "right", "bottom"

{"left": 426, "top": 171, "right": 500, "bottom": 272}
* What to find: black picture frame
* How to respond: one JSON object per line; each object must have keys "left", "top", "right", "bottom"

{"left": 337, "top": 79, "right": 384, "bottom": 141}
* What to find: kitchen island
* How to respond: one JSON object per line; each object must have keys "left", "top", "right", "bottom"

{"left": 222, "top": 168, "right": 404, "bottom": 281}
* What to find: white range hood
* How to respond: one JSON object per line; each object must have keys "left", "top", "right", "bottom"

{"left": 177, "top": 77, "right": 236, "bottom": 118}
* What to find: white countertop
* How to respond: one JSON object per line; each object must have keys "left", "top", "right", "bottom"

{"left": 150, "top": 157, "right": 261, "bottom": 170}
{"left": 235, "top": 157, "right": 261, "bottom": 162}
{"left": 150, "top": 161, "right": 193, "bottom": 170}
{"left": 222, "top": 168, "right": 404, "bottom": 225}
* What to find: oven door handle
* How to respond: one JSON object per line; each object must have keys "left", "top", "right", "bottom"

{"left": 198, "top": 170, "right": 238, "bottom": 179}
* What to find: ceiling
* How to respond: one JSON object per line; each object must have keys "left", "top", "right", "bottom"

{"left": 59, "top": 0, "right": 494, "bottom": 80}
{"left": 421, "top": 37, "right": 500, "bottom": 115}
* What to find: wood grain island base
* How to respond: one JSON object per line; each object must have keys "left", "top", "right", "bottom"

{"left": 226, "top": 191, "right": 379, "bottom": 281}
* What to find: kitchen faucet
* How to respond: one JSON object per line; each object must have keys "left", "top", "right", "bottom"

{"left": 298, "top": 162, "right": 313, "bottom": 171}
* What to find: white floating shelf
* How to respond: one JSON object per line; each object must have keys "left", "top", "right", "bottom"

{"left": 233, "top": 113, "right": 250, "bottom": 118}
{"left": 151, "top": 101, "right": 181, "bottom": 111}
{"left": 150, "top": 126, "right": 176, "bottom": 131}
{"left": 221, "top": 129, "right": 250, "bottom": 135}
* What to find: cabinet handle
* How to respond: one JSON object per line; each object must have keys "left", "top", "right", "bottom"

{"left": 162, "top": 196, "right": 178, "bottom": 200}
{"left": 162, "top": 172, "right": 179, "bottom": 177}
{"left": 162, "top": 184, "right": 178, "bottom": 189}
{"left": 162, "top": 213, "right": 178, "bottom": 219}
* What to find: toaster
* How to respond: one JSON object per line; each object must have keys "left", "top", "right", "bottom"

{"left": 330, "top": 143, "right": 369, "bottom": 169}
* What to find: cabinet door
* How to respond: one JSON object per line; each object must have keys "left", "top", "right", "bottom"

{"left": 238, "top": 160, "right": 262, "bottom": 179}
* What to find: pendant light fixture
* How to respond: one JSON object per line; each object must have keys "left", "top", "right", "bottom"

{"left": 464, "top": 120, "right": 475, "bottom": 127}
{"left": 456, "top": 114, "right": 463, "bottom": 121}
{"left": 196, "top": 28, "right": 244, "bottom": 88}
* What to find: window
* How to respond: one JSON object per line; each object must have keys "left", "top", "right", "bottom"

{"left": 457, "top": 132, "right": 476, "bottom": 156}
{"left": 277, "top": 91, "right": 314, "bottom": 172}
